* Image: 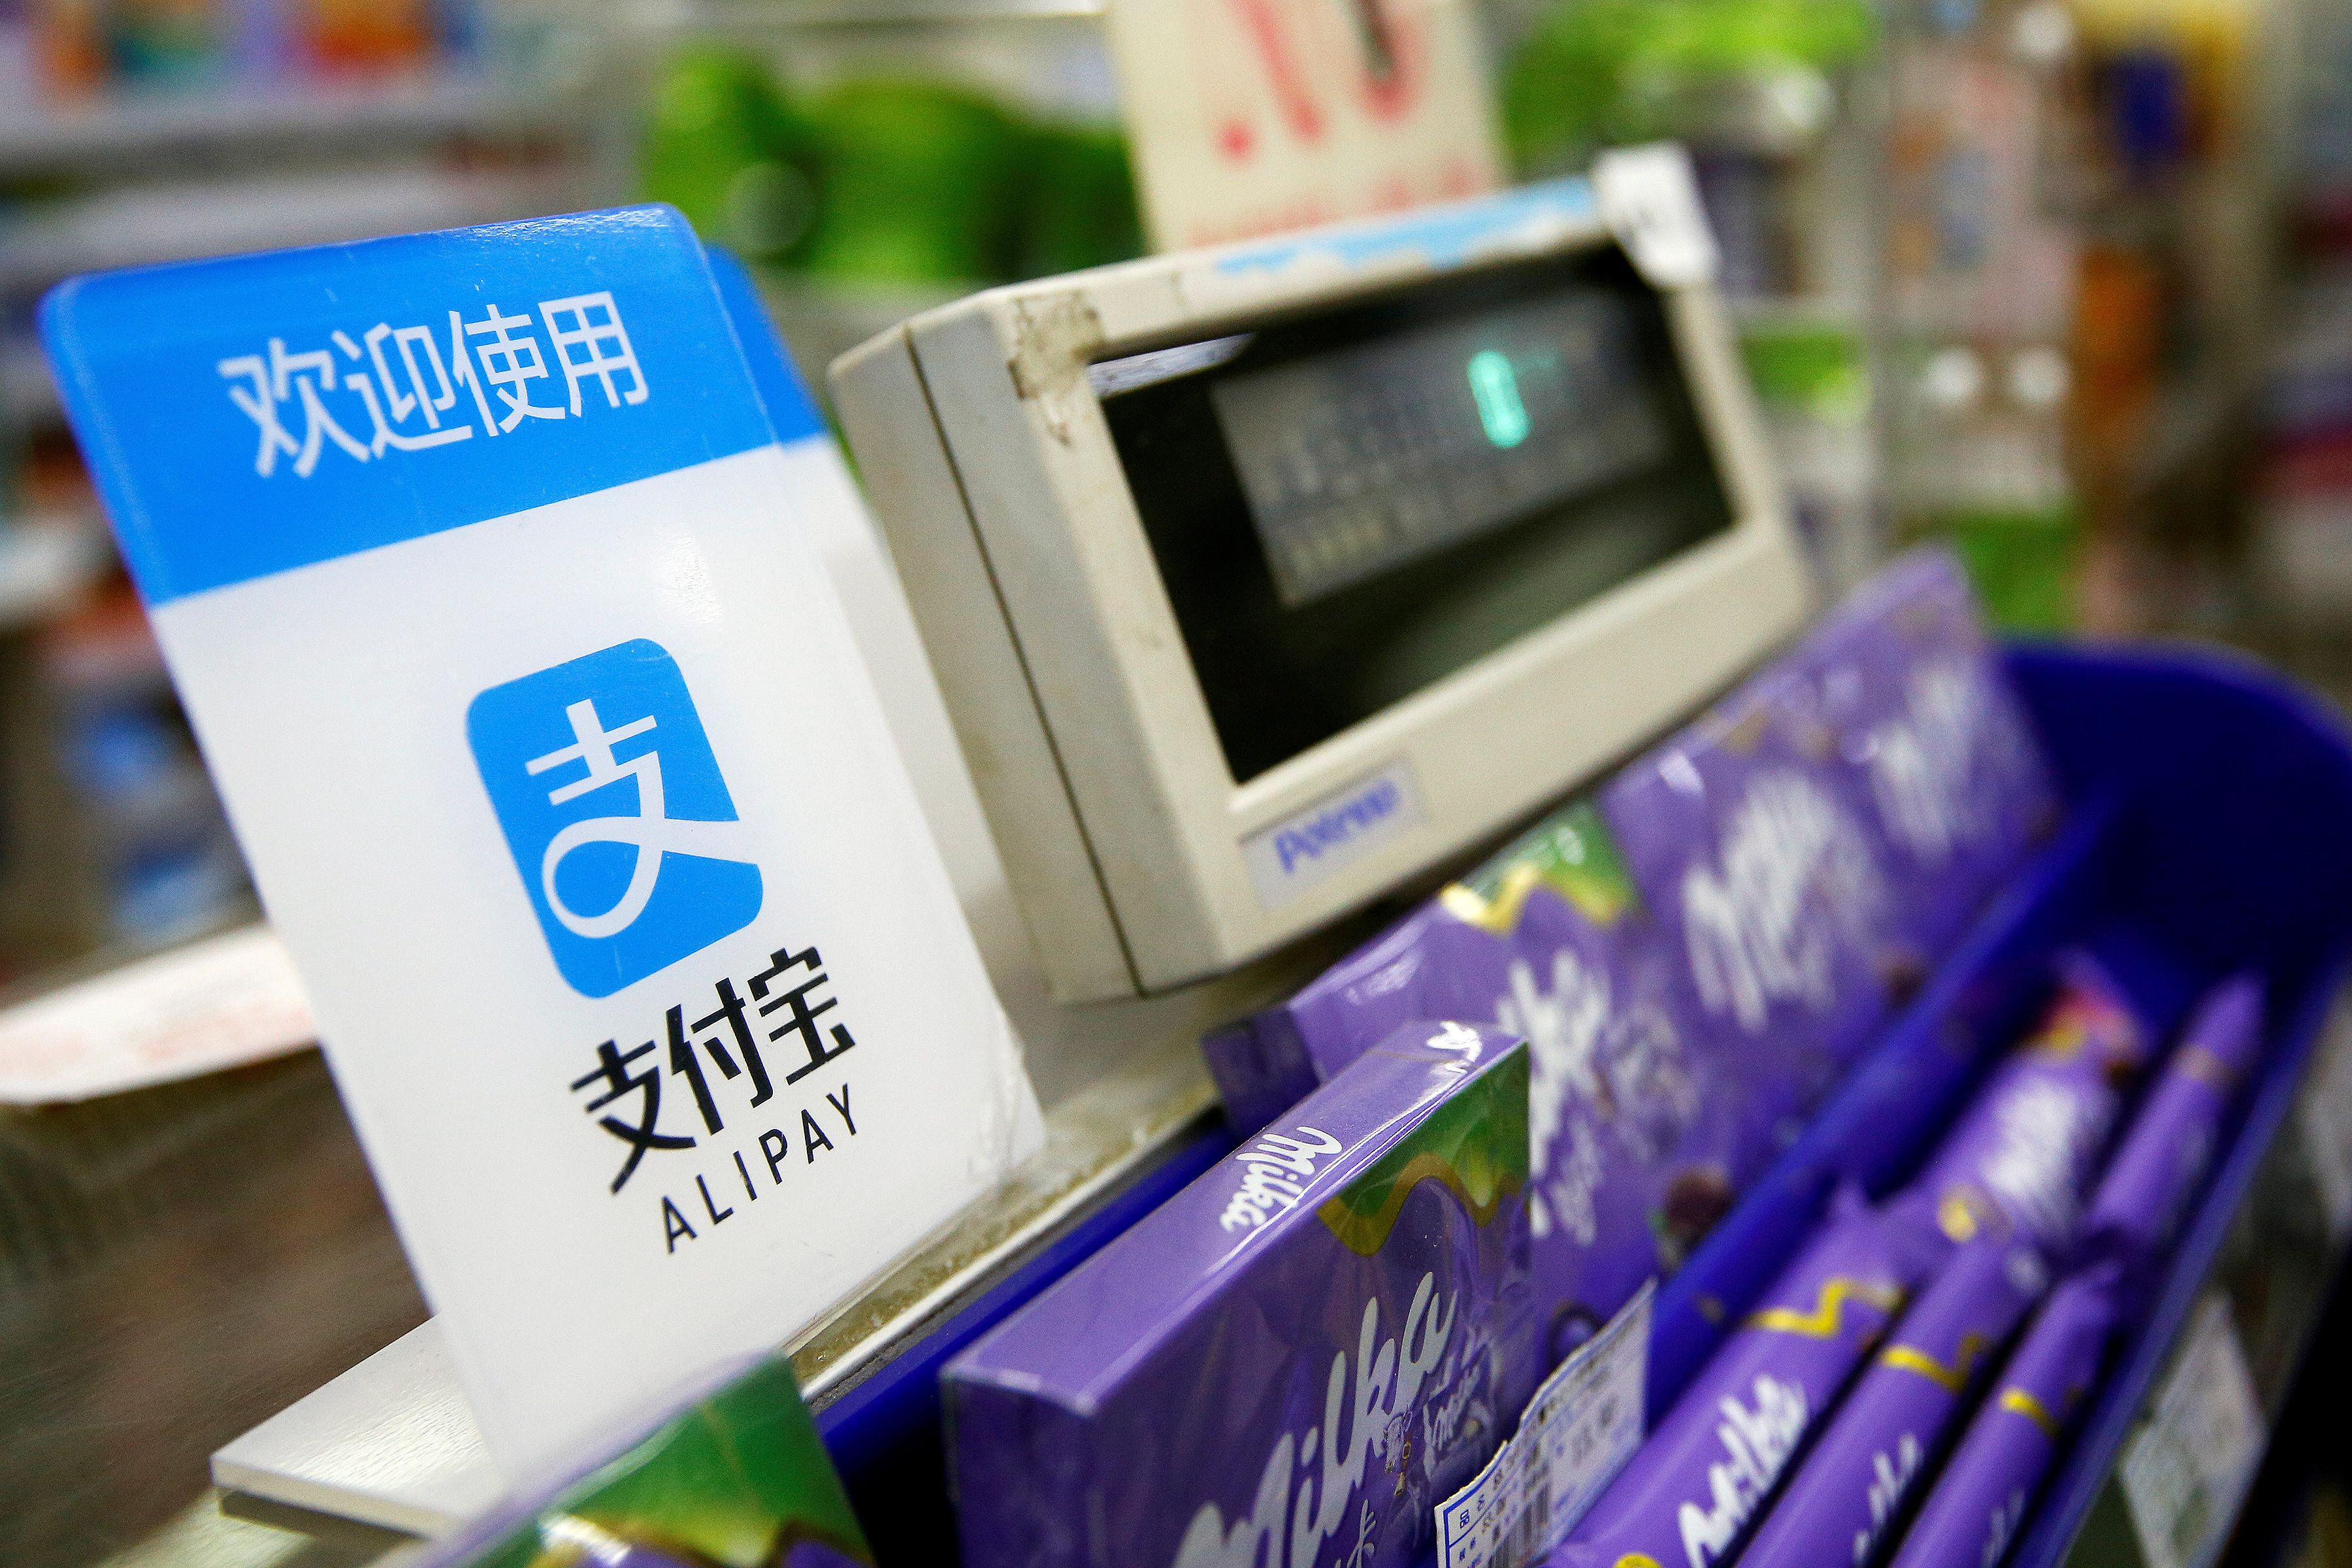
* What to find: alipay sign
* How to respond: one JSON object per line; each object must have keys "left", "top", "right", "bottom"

{"left": 42, "top": 209, "right": 1041, "bottom": 1475}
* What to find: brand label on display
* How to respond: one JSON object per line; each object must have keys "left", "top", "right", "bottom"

{"left": 470, "top": 639, "right": 765, "bottom": 998}
{"left": 1242, "top": 759, "right": 1426, "bottom": 909}
{"left": 42, "top": 211, "right": 1041, "bottom": 1474}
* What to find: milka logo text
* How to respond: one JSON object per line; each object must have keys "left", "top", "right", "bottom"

{"left": 1273, "top": 777, "right": 1403, "bottom": 876}
{"left": 1677, "top": 1373, "right": 1809, "bottom": 1568}
{"left": 1495, "top": 947, "right": 1691, "bottom": 1244}
{"left": 1854, "top": 1434, "right": 1922, "bottom": 1564}
{"left": 1869, "top": 658, "right": 2010, "bottom": 864}
{"left": 1174, "top": 1275, "right": 1457, "bottom": 1568}
{"left": 1681, "top": 772, "right": 1886, "bottom": 1032}
{"left": 1978, "top": 1077, "right": 2112, "bottom": 1239}
{"left": 1221, "top": 1126, "right": 1345, "bottom": 1233}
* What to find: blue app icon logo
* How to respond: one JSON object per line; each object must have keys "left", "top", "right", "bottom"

{"left": 468, "top": 639, "right": 763, "bottom": 998}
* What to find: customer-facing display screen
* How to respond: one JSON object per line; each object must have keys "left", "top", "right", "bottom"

{"left": 1211, "top": 289, "right": 1670, "bottom": 608}
{"left": 1096, "top": 246, "right": 1735, "bottom": 785}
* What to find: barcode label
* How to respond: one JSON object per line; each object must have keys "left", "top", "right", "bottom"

{"left": 1500, "top": 1477, "right": 1552, "bottom": 1565}
{"left": 1436, "top": 1282, "right": 1652, "bottom": 1568}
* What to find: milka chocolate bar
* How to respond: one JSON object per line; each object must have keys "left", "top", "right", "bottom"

{"left": 1205, "top": 800, "right": 1723, "bottom": 1364}
{"left": 1805, "top": 547, "right": 2060, "bottom": 971}
{"left": 1737, "top": 1237, "right": 2049, "bottom": 1567}
{"left": 2079, "top": 973, "right": 2264, "bottom": 1282}
{"left": 1900, "top": 955, "right": 2149, "bottom": 1252}
{"left": 1545, "top": 1189, "right": 1950, "bottom": 1568}
{"left": 949, "top": 1022, "right": 1535, "bottom": 1568}
{"left": 1882, "top": 1264, "right": 2125, "bottom": 1568}
{"left": 1598, "top": 671, "right": 1893, "bottom": 1158}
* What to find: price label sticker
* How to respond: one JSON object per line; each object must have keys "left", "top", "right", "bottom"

{"left": 2119, "top": 1292, "right": 2263, "bottom": 1568}
{"left": 2298, "top": 987, "right": 2352, "bottom": 1240}
{"left": 1437, "top": 1281, "right": 1652, "bottom": 1568}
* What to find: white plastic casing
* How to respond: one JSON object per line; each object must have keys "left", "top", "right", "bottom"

{"left": 830, "top": 149, "right": 1813, "bottom": 1002}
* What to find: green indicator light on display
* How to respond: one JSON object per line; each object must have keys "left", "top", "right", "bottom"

{"left": 1467, "top": 350, "right": 1529, "bottom": 448}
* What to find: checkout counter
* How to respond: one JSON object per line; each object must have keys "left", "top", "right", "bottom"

{"left": 20, "top": 159, "right": 2352, "bottom": 1568}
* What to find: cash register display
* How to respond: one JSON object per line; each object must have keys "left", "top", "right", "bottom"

{"left": 1096, "top": 246, "right": 1735, "bottom": 785}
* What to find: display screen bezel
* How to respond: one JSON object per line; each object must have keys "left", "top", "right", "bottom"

{"left": 1092, "top": 243, "right": 1739, "bottom": 787}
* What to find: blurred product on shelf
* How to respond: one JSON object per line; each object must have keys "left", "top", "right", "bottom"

{"left": 638, "top": 37, "right": 1141, "bottom": 393}
{"left": 640, "top": 41, "right": 1142, "bottom": 293}
{"left": 1500, "top": 0, "right": 1882, "bottom": 591}
{"left": 2250, "top": 0, "right": 2352, "bottom": 657}
{"left": 18, "top": 0, "right": 472, "bottom": 102}
{"left": 2063, "top": 0, "right": 2253, "bottom": 638}
{"left": 1500, "top": 0, "right": 1875, "bottom": 184}
{"left": 1882, "top": 0, "right": 2085, "bottom": 633}
{"left": 36, "top": 579, "right": 253, "bottom": 951}
{"left": 412, "top": 1353, "right": 872, "bottom": 1568}
{"left": 641, "top": 42, "right": 823, "bottom": 269}
{"left": 0, "top": 425, "right": 238, "bottom": 977}
{"left": 2257, "top": 266, "right": 2352, "bottom": 623}
{"left": 800, "top": 78, "right": 1034, "bottom": 284}
{"left": 1741, "top": 302, "right": 1880, "bottom": 589}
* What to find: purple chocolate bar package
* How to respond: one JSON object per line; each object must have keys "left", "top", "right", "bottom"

{"left": 1545, "top": 1187, "right": 1949, "bottom": 1568}
{"left": 2078, "top": 973, "right": 2264, "bottom": 1280}
{"left": 1737, "top": 1236, "right": 2050, "bottom": 1567}
{"left": 1597, "top": 668, "right": 1893, "bottom": 1155}
{"left": 1805, "top": 548, "right": 2061, "bottom": 974}
{"left": 1738, "top": 964, "right": 2200, "bottom": 1567}
{"left": 1897, "top": 955, "right": 2149, "bottom": 1253}
{"left": 1205, "top": 802, "right": 1720, "bottom": 1362}
{"left": 947, "top": 1022, "right": 1535, "bottom": 1568}
{"left": 1599, "top": 548, "right": 2058, "bottom": 1148}
{"left": 1883, "top": 1264, "right": 2125, "bottom": 1568}
{"left": 1851, "top": 976, "right": 2263, "bottom": 1568}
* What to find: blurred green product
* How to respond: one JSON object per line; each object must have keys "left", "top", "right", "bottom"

{"left": 424, "top": 1356, "right": 871, "bottom": 1568}
{"left": 1017, "top": 123, "right": 1145, "bottom": 280}
{"left": 1504, "top": 0, "right": 1876, "bottom": 174}
{"left": 644, "top": 46, "right": 1143, "bottom": 289}
{"left": 1741, "top": 321, "right": 1869, "bottom": 423}
{"left": 1936, "top": 505, "right": 2078, "bottom": 632}
{"left": 642, "top": 45, "right": 823, "bottom": 266}
{"left": 799, "top": 79, "right": 1030, "bottom": 286}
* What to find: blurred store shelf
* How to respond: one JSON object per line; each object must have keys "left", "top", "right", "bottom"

{"left": 637, "top": 0, "right": 1104, "bottom": 28}
{"left": 0, "top": 521, "right": 108, "bottom": 634}
{"left": 0, "top": 73, "right": 596, "bottom": 177}
{"left": 4, "top": 343, "right": 57, "bottom": 423}
{"left": 0, "top": 165, "right": 598, "bottom": 293}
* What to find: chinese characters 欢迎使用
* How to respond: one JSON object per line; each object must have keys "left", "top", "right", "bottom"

{"left": 219, "top": 291, "right": 651, "bottom": 478}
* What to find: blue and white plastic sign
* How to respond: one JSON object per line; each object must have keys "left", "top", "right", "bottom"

{"left": 42, "top": 208, "right": 1041, "bottom": 1475}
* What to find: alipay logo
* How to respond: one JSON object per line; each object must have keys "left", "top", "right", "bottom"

{"left": 468, "top": 639, "right": 762, "bottom": 998}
